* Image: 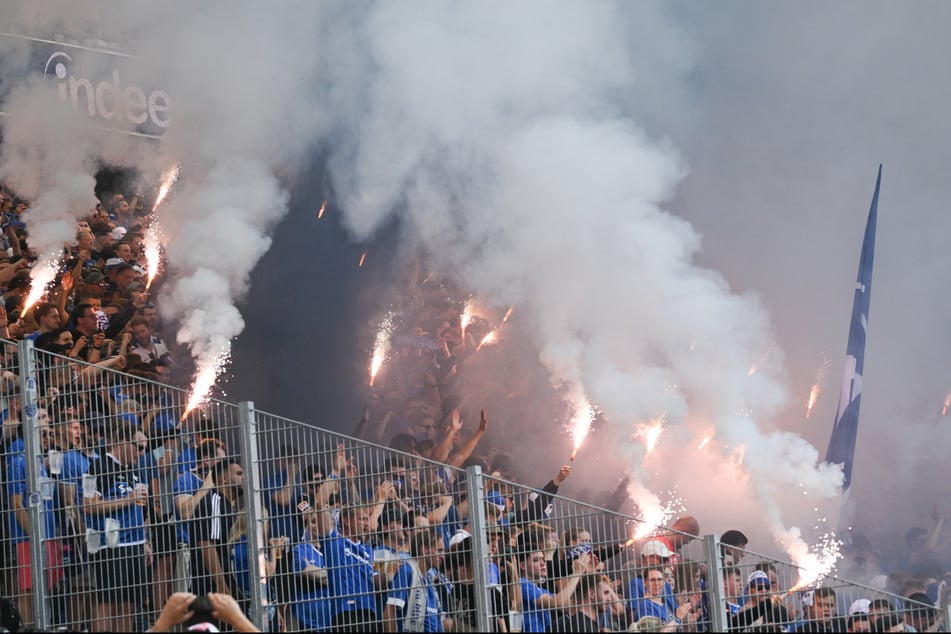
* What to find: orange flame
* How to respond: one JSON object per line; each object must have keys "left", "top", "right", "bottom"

{"left": 805, "top": 357, "right": 832, "bottom": 419}
{"left": 369, "top": 314, "right": 394, "bottom": 386}
{"left": 21, "top": 259, "right": 60, "bottom": 321}
{"left": 358, "top": 252, "right": 367, "bottom": 268}
{"left": 317, "top": 199, "right": 327, "bottom": 219}
{"left": 460, "top": 300, "right": 474, "bottom": 338}
{"left": 501, "top": 306, "right": 514, "bottom": 323}
{"left": 151, "top": 164, "right": 180, "bottom": 213}
{"left": 634, "top": 415, "right": 666, "bottom": 456}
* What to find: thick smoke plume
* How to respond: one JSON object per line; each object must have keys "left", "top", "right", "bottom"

{"left": 0, "top": 1, "right": 885, "bottom": 562}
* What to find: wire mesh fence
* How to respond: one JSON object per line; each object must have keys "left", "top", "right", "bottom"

{"left": 0, "top": 339, "right": 947, "bottom": 632}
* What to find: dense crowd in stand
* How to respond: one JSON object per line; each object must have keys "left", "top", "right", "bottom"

{"left": 0, "top": 178, "right": 947, "bottom": 633}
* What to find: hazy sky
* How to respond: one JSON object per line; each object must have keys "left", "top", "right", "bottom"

{"left": 1, "top": 1, "right": 948, "bottom": 564}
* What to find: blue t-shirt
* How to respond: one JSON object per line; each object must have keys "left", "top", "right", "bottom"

{"left": 292, "top": 542, "right": 333, "bottom": 632}
{"left": 388, "top": 561, "right": 444, "bottom": 632}
{"left": 631, "top": 597, "right": 677, "bottom": 624}
{"left": 5, "top": 451, "right": 56, "bottom": 542}
{"left": 628, "top": 577, "right": 677, "bottom": 616}
{"left": 520, "top": 578, "right": 553, "bottom": 633}
{"left": 87, "top": 452, "right": 146, "bottom": 546}
{"left": 59, "top": 448, "right": 99, "bottom": 506}
{"left": 320, "top": 529, "right": 377, "bottom": 618}
{"left": 172, "top": 469, "right": 204, "bottom": 544}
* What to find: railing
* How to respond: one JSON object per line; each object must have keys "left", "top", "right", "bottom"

{"left": 0, "top": 339, "right": 946, "bottom": 632}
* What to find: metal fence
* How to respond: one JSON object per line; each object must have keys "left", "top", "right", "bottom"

{"left": 1, "top": 339, "right": 947, "bottom": 632}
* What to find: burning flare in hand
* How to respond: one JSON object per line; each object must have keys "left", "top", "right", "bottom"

{"left": 369, "top": 313, "right": 394, "bottom": 386}
{"left": 152, "top": 164, "right": 181, "bottom": 213}
{"left": 181, "top": 350, "right": 230, "bottom": 422}
{"left": 569, "top": 396, "right": 596, "bottom": 461}
{"left": 20, "top": 258, "right": 60, "bottom": 322}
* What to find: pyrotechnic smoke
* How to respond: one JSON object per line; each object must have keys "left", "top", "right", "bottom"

{"left": 318, "top": 2, "right": 845, "bottom": 555}
{"left": 0, "top": 1, "right": 854, "bottom": 560}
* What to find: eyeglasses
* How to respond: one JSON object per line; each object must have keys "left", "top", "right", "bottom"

{"left": 132, "top": 442, "right": 147, "bottom": 453}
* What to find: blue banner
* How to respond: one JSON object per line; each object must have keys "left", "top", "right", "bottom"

{"left": 824, "top": 165, "right": 881, "bottom": 491}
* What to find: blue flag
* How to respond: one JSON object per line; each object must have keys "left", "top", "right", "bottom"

{"left": 825, "top": 165, "right": 881, "bottom": 492}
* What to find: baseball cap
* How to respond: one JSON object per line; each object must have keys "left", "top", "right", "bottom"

{"left": 848, "top": 599, "right": 871, "bottom": 615}
{"left": 486, "top": 490, "right": 506, "bottom": 512}
{"left": 82, "top": 269, "right": 105, "bottom": 284}
{"left": 111, "top": 227, "right": 127, "bottom": 240}
{"left": 641, "top": 539, "right": 673, "bottom": 559}
{"left": 746, "top": 570, "right": 771, "bottom": 589}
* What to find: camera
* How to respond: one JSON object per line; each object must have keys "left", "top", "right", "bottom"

{"left": 187, "top": 595, "right": 216, "bottom": 628}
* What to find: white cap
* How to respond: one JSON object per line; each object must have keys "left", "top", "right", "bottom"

{"left": 746, "top": 570, "right": 771, "bottom": 589}
{"left": 112, "top": 226, "right": 127, "bottom": 240}
{"left": 640, "top": 539, "right": 673, "bottom": 558}
{"left": 849, "top": 599, "right": 871, "bottom": 615}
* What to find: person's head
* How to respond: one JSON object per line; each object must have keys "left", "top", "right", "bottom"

{"left": 114, "top": 241, "right": 134, "bottom": 261}
{"left": 107, "top": 421, "right": 147, "bottom": 466}
{"left": 871, "top": 612, "right": 907, "bottom": 633}
{"left": 904, "top": 593, "right": 938, "bottom": 632}
{"left": 110, "top": 262, "right": 136, "bottom": 291}
{"left": 668, "top": 516, "right": 701, "bottom": 550}
{"left": 643, "top": 566, "right": 667, "bottom": 598}
{"left": 445, "top": 538, "right": 475, "bottom": 583}
{"left": 745, "top": 570, "right": 771, "bottom": 601}
{"left": 196, "top": 437, "right": 227, "bottom": 471}
{"left": 138, "top": 304, "right": 160, "bottom": 329}
{"left": 754, "top": 562, "right": 781, "bottom": 591}
{"left": 848, "top": 599, "right": 872, "bottom": 633}
{"left": 563, "top": 526, "right": 592, "bottom": 548}
{"left": 76, "top": 229, "right": 95, "bottom": 251}
{"left": 214, "top": 459, "right": 244, "bottom": 493}
{"left": 380, "top": 507, "right": 406, "bottom": 550}
{"left": 720, "top": 529, "right": 749, "bottom": 564}
{"left": 641, "top": 539, "right": 674, "bottom": 568}
{"left": 129, "top": 316, "right": 152, "bottom": 347}
{"left": 409, "top": 529, "right": 442, "bottom": 570}
{"left": 71, "top": 303, "right": 99, "bottom": 335}
{"left": 518, "top": 547, "right": 548, "bottom": 583}
{"left": 723, "top": 566, "right": 743, "bottom": 600}
{"left": 33, "top": 302, "right": 61, "bottom": 333}
{"left": 809, "top": 587, "right": 837, "bottom": 624}
{"left": 340, "top": 504, "right": 371, "bottom": 539}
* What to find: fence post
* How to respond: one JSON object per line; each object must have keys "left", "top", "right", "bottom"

{"left": 16, "top": 339, "right": 50, "bottom": 629}
{"left": 703, "top": 533, "right": 726, "bottom": 632}
{"left": 238, "top": 401, "right": 267, "bottom": 631}
{"left": 464, "top": 465, "right": 492, "bottom": 632}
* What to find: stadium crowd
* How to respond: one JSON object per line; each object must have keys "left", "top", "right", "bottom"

{"left": 0, "top": 177, "right": 947, "bottom": 633}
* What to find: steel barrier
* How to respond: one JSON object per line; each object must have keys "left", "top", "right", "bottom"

{"left": 0, "top": 339, "right": 947, "bottom": 632}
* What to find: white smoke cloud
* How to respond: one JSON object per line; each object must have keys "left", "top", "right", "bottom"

{"left": 0, "top": 1, "right": 875, "bottom": 563}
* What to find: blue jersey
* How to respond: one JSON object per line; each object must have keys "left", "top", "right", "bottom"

{"left": 264, "top": 468, "right": 304, "bottom": 542}
{"left": 320, "top": 529, "right": 377, "bottom": 618}
{"left": 388, "top": 561, "right": 444, "bottom": 632}
{"left": 520, "top": 578, "right": 553, "bottom": 633}
{"left": 87, "top": 452, "right": 146, "bottom": 546}
{"left": 60, "top": 449, "right": 100, "bottom": 506}
{"left": 631, "top": 597, "right": 677, "bottom": 624}
{"left": 5, "top": 450, "right": 56, "bottom": 542}
{"left": 292, "top": 542, "right": 334, "bottom": 632}
{"left": 628, "top": 577, "right": 677, "bottom": 616}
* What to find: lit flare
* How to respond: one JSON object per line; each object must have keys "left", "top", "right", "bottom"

{"left": 21, "top": 258, "right": 60, "bottom": 321}
{"left": 805, "top": 358, "right": 832, "bottom": 419}
{"left": 152, "top": 164, "right": 181, "bottom": 212}
{"left": 780, "top": 530, "right": 841, "bottom": 594}
{"left": 474, "top": 306, "right": 514, "bottom": 352}
{"left": 181, "top": 351, "right": 229, "bottom": 422}
{"left": 143, "top": 221, "right": 163, "bottom": 290}
{"left": 569, "top": 397, "right": 595, "bottom": 461}
{"left": 460, "top": 299, "right": 474, "bottom": 338}
{"left": 369, "top": 314, "right": 394, "bottom": 386}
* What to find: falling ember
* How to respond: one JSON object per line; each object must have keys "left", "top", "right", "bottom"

{"left": 942, "top": 392, "right": 951, "bottom": 416}
{"left": 143, "top": 221, "right": 163, "bottom": 290}
{"left": 369, "top": 314, "right": 394, "bottom": 386}
{"left": 317, "top": 199, "right": 327, "bottom": 219}
{"left": 500, "top": 306, "right": 514, "bottom": 324}
{"left": 697, "top": 433, "right": 713, "bottom": 451}
{"left": 181, "top": 351, "right": 229, "bottom": 422}
{"left": 358, "top": 252, "right": 367, "bottom": 268}
{"left": 805, "top": 358, "right": 832, "bottom": 419}
{"left": 151, "top": 164, "right": 181, "bottom": 212}
{"left": 569, "top": 397, "right": 596, "bottom": 461}
{"left": 20, "top": 258, "right": 60, "bottom": 321}
{"left": 689, "top": 337, "right": 696, "bottom": 352}
{"left": 748, "top": 348, "right": 773, "bottom": 376}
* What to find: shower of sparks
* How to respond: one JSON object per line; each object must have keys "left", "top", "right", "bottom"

{"left": 369, "top": 313, "right": 394, "bottom": 386}
{"left": 143, "top": 220, "right": 164, "bottom": 289}
{"left": 21, "top": 258, "right": 60, "bottom": 320}
{"left": 460, "top": 299, "right": 474, "bottom": 338}
{"left": 634, "top": 415, "right": 667, "bottom": 455}
{"left": 181, "top": 350, "right": 230, "bottom": 422}
{"left": 782, "top": 531, "right": 842, "bottom": 594}
{"left": 569, "top": 396, "right": 596, "bottom": 461}
{"left": 151, "top": 164, "right": 181, "bottom": 212}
